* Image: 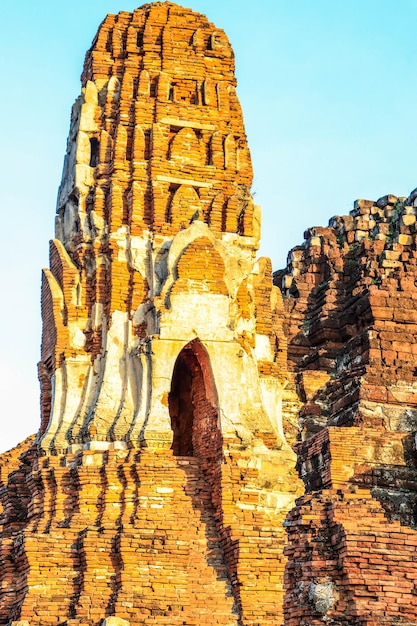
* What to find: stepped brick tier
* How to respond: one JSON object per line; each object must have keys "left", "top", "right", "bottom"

{"left": 0, "top": 3, "right": 301, "bottom": 626}
{"left": 275, "top": 193, "right": 417, "bottom": 624}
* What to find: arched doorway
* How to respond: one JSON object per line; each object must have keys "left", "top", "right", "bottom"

{"left": 168, "top": 339, "right": 222, "bottom": 459}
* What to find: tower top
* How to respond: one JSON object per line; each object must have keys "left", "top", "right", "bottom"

{"left": 55, "top": 1, "right": 255, "bottom": 248}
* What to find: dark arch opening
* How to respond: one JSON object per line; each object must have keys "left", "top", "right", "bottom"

{"left": 168, "top": 340, "right": 241, "bottom": 617}
{"left": 168, "top": 339, "right": 221, "bottom": 459}
{"left": 89, "top": 138, "right": 100, "bottom": 167}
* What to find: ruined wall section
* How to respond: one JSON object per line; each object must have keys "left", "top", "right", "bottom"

{"left": 278, "top": 191, "right": 417, "bottom": 624}
{"left": 0, "top": 439, "right": 300, "bottom": 626}
{"left": 284, "top": 426, "right": 417, "bottom": 625}
{"left": 275, "top": 191, "right": 417, "bottom": 439}
{"left": 0, "top": 436, "right": 36, "bottom": 623}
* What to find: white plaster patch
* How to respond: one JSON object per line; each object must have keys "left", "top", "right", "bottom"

{"left": 76, "top": 131, "right": 91, "bottom": 165}
{"left": 161, "top": 293, "right": 232, "bottom": 342}
{"left": 72, "top": 327, "right": 86, "bottom": 349}
{"left": 255, "top": 334, "right": 273, "bottom": 361}
{"left": 79, "top": 101, "right": 99, "bottom": 133}
{"left": 259, "top": 377, "right": 285, "bottom": 437}
{"left": 111, "top": 227, "right": 129, "bottom": 263}
{"left": 75, "top": 163, "right": 94, "bottom": 194}
{"left": 90, "top": 211, "right": 105, "bottom": 234}
{"left": 130, "top": 234, "right": 151, "bottom": 275}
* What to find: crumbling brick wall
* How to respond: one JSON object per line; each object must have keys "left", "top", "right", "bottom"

{"left": 277, "top": 191, "right": 417, "bottom": 624}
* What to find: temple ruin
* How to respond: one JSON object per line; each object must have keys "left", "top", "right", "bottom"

{"left": 0, "top": 2, "right": 416, "bottom": 625}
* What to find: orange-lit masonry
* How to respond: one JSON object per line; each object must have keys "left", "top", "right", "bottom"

{"left": 1, "top": 3, "right": 417, "bottom": 625}
{"left": 0, "top": 3, "right": 299, "bottom": 625}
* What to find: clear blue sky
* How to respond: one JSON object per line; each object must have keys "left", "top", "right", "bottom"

{"left": 1, "top": 0, "right": 417, "bottom": 452}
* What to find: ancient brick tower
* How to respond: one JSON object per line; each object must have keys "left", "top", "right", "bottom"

{"left": 0, "top": 3, "right": 300, "bottom": 626}
{"left": 37, "top": 0, "right": 285, "bottom": 457}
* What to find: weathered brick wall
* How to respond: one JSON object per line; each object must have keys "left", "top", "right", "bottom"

{"left": 284, "top": 427, "right": 417, "bottom": 624}
{"left": 285, "top": 487, "right": 417, "bottom": 625}
{"left": 277, "top": 192, "right": 417, "bottom": 624}
{"left": 0, "top": 437, "right": 36, "bottom": 622}
{"left": 275, "top": 190, "right": 417, "bottom": 438}
{"left": 0, "top": 439, "right": 299, "bottom": 625}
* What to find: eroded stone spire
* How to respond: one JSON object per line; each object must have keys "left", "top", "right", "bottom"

{"left": 38, "top": 2, "right": 286, "bottom": 454}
